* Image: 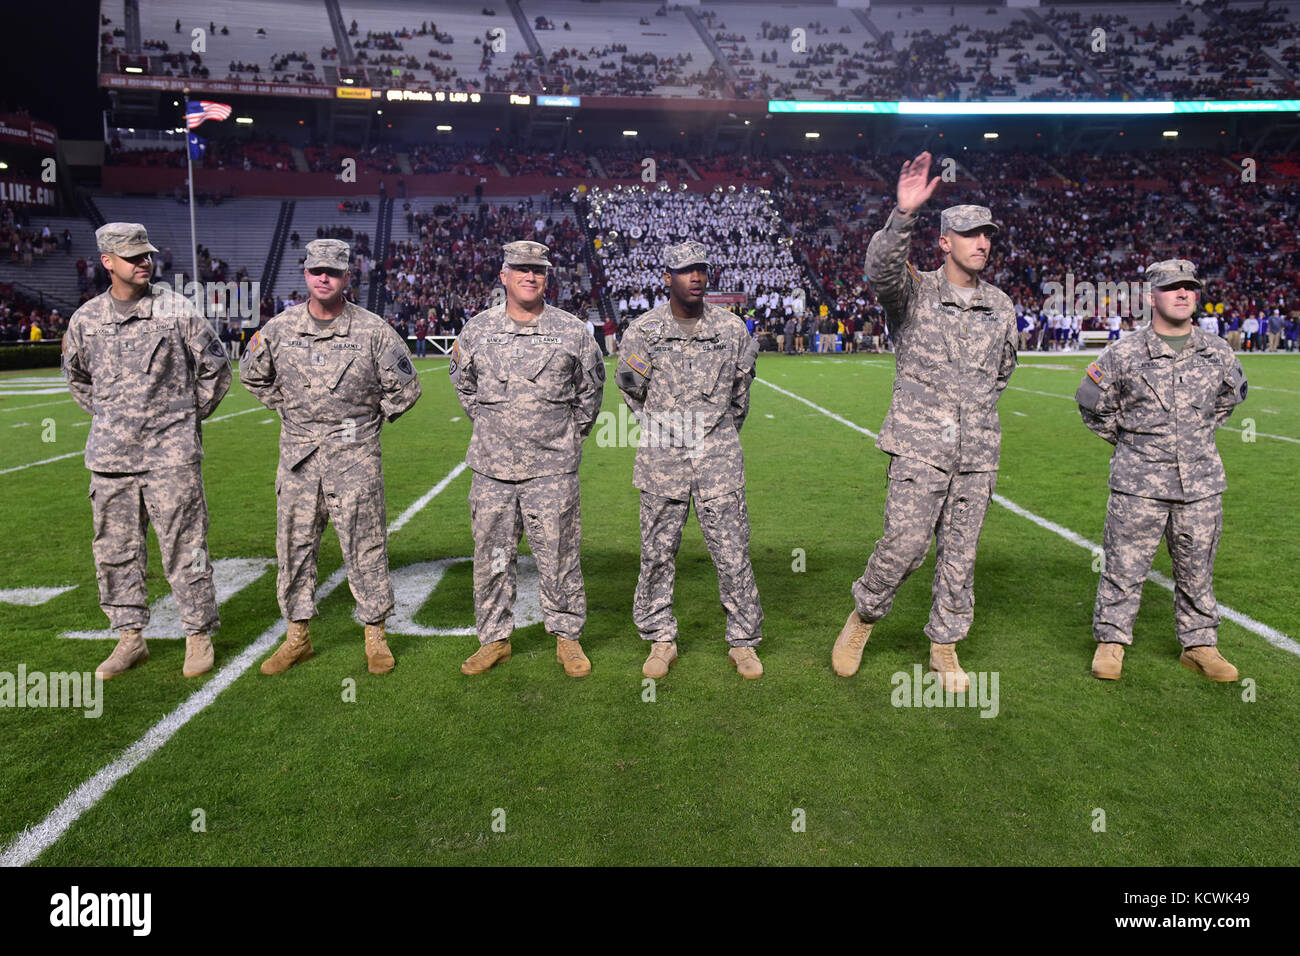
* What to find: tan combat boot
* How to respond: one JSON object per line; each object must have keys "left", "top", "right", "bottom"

{"left": 556, "top": 636, "right": 591, "bottom": 678}
{"left": 1091, "top": 642, "right": 1125, "bottom": 680}
{"left": 261, "top": 620, "right": 314, "bottom": 675}
{"left": 643, "top": 641, "right": 678, "bottom": 679}
{"left": 364, "top": 623, "right": 395, "bottom": 675}
{"left": 832, "top": 609, "right": 873, "bottom": 677}
{"left": 1180, "top": 645, "right": 1239, "bottom": 682}
{"left": 182, "top": 632, "right": 214, "bottom": 678}
{"left": 96, "top": 628, "right": 149, "bottom": 680}
{"left": 929, "top": 641, "right": 970, "bottom": 693}
{"left": 461, "top": 639, "right": 511, "bottom": 675}
{"left": 728, "top": 646, "right": 763, "bottom": 679}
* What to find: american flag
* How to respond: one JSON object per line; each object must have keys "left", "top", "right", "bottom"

{"left": 186, "top": 100, "right": 232, "bottom": 130}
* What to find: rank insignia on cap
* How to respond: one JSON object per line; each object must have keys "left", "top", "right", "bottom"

{"left": 1086, "top": 362, "right": 1104, "bottom": 385}
{"left": 628, "top": 353, "right": 650, "bottom": 376}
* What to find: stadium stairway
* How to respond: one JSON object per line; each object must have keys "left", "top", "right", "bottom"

{"left": 571, "top": 199, "right": 615, "bottom": 326}
{"left": 682, "top": 6, "right": 740, "bottom": 92}
{"left": 368, "top": 197, "right": 394, "bottom": 314}
{"left": 290, "top": 147, "right": 309, "bottom": 172}
{"left": 853, "top": 9, "right": 889, "bottom": 46}
{"left": 505, "top": 0, "right": 545, "bottom": 59}
{"left": 324, "top": 0, "right": 356, "bottom": 66}
{"left": 1021, "top": 8, "right": 1111, "bottom": 99}
{"left": 260, "top": 201, "right": 295, "bottom": 303}
{"left": 78, "top": 193, "right": 106, "bottom": 230}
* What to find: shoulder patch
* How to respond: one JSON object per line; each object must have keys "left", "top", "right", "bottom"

{"left": 398, "top": 355, "right": 414, "bottom": 377}
{"left": 449, "top": 339, "right": 460, "bottom": 376}
{"left": 628, "top": 353, "right": 650, "bottom": 376}
{"left": 906, "top": 262, "right": 920, "bottom": 283}
{"left": 249, "top": 331, "right": 262, "bottom": 353}
{"left": 1086, "top": 362, "right": 1104, "bottom": 385}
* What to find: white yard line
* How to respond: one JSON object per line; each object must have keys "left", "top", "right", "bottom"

{"left": 0, "top": 406, "right": 264, "bottom": 475}
{"left": 754, "top": 377, "right": 1297, "bottom": 657}
{"left": 1007, "top": 386, "right": 1299, "bottom": 444}
{"left": 0, "top": 451, "right": 83, "bottom": 476}
{"left": 0, "top": 399, "right": 75, "bottom": 414}
{"left": 0, "top": 459, "right": 469, "bottom": 868}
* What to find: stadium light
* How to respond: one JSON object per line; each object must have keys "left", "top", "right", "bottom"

{"left": 804, "top": 132, "right": 820, "bottom": 139}
{"left": 743, "top": 120, "right": 750, "bottom": 126}
{"left": 984, "top": 132, "right": 999, "bottom": 139}
{"left": 235, "top": 117, "right": 253, "bottom": 125}
{"left": 124, "top": 67, "right": 143, "bottom": 74}
{"left": 436, "top": 125, "right": 452, "bottom": 132}
{"left": 1163, "top": 130, "right": 1179, "bottom": 137}
{"left": 376, "top": 110, "right": 383, "bottom": 115}
{"left": 343, "top": 78, "right": 354, "bottom": 84}
{"left": 622, "top": 130, "right": 638, "bottom": 136}
{"left": 0, "top": 162, "right": 7, "bottom": 170}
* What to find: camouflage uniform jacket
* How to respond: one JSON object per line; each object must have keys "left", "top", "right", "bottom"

{"left": 1075, "top": 324, "right": 1246, "bottom": 501}
{"left": 62, "top": 285, "right": 232, "bottom": 472}
{"left": 450, "top": 303, "right": 605, "bottom": 481}
{"left": 240, "top": 301, "right": 421, "bottom": 474}
{"left": 615, "top": 301, "right": 758, "bottom": 500}
{"left": 865, "top": 207, "right": 1018, "bottom": 473}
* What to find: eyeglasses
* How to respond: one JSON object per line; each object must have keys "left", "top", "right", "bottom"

{"left": 308, "top": 267, "right": 345, "bottom": 278}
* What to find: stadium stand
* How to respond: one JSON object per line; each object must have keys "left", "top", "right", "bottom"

{"left": 132, "top": 0, "right": 336, "bottom": 83}
{"left": 337, "top": 1, "right": 528, "bottom": 92}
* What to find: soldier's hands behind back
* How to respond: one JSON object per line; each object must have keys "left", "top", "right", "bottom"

{"left": 897, "top": 151, "right": 941, "bottom": 215}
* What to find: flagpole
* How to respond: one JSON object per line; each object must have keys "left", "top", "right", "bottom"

{"left": 183, "top": 87, "right": 199, "bottom": 290}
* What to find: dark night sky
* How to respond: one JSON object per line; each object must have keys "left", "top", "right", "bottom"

{"left": 6, "top": 0, "right": 107, "bottom": 139}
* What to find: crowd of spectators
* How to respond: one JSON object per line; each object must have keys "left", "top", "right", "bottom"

{"left": 376, "top": 198, "right": 594, "bottom": 333}
{"left": 583, "top": 183, "right": 804, "bottom": 305}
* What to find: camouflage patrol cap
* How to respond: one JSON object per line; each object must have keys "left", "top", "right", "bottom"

{"left": 502, "top": 240, "right": 551, "bottom": 267}
{"left": 1144, "top": 259, "right": 1203, "bottom": 290}
{"left": 663, "top": 240, "right": 710, "bottom": 271}
{"left": 96, "top": 222, "right": 159, "bottom": 257}
{"left": 940, "top": 204, "right": 1000, "bottom": 235}
{"left": 304, "top": 239, "right": 351, "bottom": 270}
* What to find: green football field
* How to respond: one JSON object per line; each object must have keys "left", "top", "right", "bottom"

{"left": 0, "top": 350, "right": 1297, "bottom": 866}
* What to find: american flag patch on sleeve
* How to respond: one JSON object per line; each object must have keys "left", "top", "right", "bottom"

{"left": 1086, "top": 362, "right": 1104, "bottom": 385}
{"left": 628, "top": 353, "right": 650, "bottom": 376}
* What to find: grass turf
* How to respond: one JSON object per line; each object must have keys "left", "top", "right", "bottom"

{"left": 0, "top": 351, "right": 1296, "bottom": 865}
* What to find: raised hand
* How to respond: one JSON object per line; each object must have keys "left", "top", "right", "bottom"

{"left": 897, "top": 151, "right": 941, "bottom": 214}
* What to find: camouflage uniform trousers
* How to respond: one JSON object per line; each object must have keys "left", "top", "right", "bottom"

{"left": 851, "top": 456, "right": 996, "bottom": 644}
{"left": 89, "top": 463, "right": 218, "bottom": 635}
{"left": 635, "top": 488, "right": 762, "bottom": 648}
{"left": 1094, "top": 491, "right": 1222, "bottom": 648}
{"left": 276, "top": 452, "right": 393, "bottom": 624}
{"left": 469, "top": 470, "right": 586, "bottom": 645}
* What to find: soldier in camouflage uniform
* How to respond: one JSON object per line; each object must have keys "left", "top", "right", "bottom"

{"left": 615, "top": 240, "right": 764, "bottom": 680}
{"left": 62, "top": 223, "right": 232, "bottom": 680}
{"left": 241, "top": 239, "right": 421, "bottom": 676}
{"left": 450, "top": 241, "right": 606, "bottom": 678}
{"left": 831, "top": 153, "right": 1018, "bottom": 692}
{"left": 1076, "top": 259, "right": 1247, "bottom": 681}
